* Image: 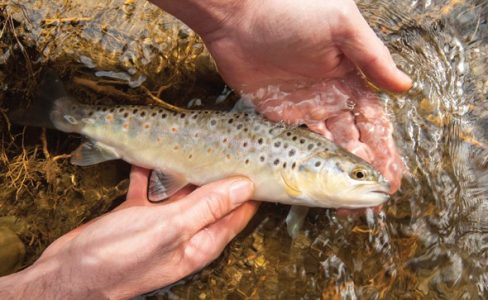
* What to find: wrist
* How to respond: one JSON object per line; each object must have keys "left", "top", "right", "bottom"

{"left": 149, "top": 0, "right": 251, "bottom": 36}
{"left": 0, "top": 259, "right": 60, "bottom": 299}
{"left": 0, "top": 257, "right": 106, "bottom": 300}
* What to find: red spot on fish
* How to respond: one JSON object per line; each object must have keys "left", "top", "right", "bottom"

{"left": 171, "top": 127, "right": 177, "bottom": 133}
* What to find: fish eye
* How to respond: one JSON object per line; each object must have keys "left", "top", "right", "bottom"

{"left": 351, "top": 167, "right": 368, "bottom": 180}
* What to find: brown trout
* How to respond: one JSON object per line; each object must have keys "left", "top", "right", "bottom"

{"left": 12, "top": 75, "right": 390, "bottom": 234}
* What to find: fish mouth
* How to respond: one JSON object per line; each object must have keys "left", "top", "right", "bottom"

{"left": 370, "top": 190, "right": 390, "bottom": 201}
{"left": 371, "top": 190, "right": 390, "bottom": 196}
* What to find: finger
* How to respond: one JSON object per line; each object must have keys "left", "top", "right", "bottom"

{"left": 127, "top": 166, "right": 150, "bottom": 198}
{"left": 338, "top": 10, "right": 412, "bottom": 92}
{"left": 306, "top": 120, "right": 334, "bottom": 140}
{"left": 326, "top": 111, "right": 373, "bottom": 162}
{"left": 168, "top": 177, "right": 254, "bottom": 235}
{"left": 181, "top": 201, "right": 259, "bottom": 272}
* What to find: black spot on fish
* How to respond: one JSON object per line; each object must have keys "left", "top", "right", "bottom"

{"left": 228, "top": 118, "right": 234, "bottom": 124}
{"left": 282, "top": 162, "right": 287, "bottom": 168}
{"left": 140, "top": 111, "right": 146, "bottom": 117}
{"left": 123, "top": 112, "right": 129, "bottom": 118}
{"left": 180, "top": 113, "right": 186, "bottom": 118}
{"left": 172, "top": 112, "right": 177, "bottom": 116}
{"left": 289, "top": 149, "right": 295, "bottom": 157}
{"left": 308, "top": 144, "right": 314, "bottom": 150}
{"left": 133, "top": 109, "right": 138, "bottom": 114}
{"left": 300, "top": 139, "right": 305, "bottom": 144}
{"left": 286, "top": 132, "right": 292, "bottom": 137}
{"left": 102, "top": 107, "right": 108, "bottom": 112}
{"left": 109, "top": 108, "right": 115, "bottom": 113}
{"left": 292, "top": 136, "right": 297, "bottom": 141}
{"left": 162, "top": 113, "right": 167, "bottom": 119}
{"left": 119, "top": 108, "right": 124, "bottom": 113}
{"left": 243, "top": 128, "right": 248, "bottom": 132}
{"left": 151, "top": 112, "right": 157, "bottom": 117}
{"left": 283, "top": 143, "right": 289, "bottom": 149}
{"left": 260, "top": 156, "right": 265, "bottom": 162}
{"left": 158, "top": 109, "right": 163, "bottom": 113}
{"left": 245, "top": 159, "right": 249, "bottom": 164}
{"left": 274, "top": 141, "right": 281, "bottom": 147}
{"left": 317, "top": 142, "right": 322, "bottom": 147}
{"left": 237, "top": 124, "right": 243, "bottom": 130}
{"left": 88, "top": 111, "right": 94, "bottom": 117}
{"left": 273, "top": 159, "right": 280, "bottom": 166}
{"left": 257, "top": 138, "right": 263, "bottom": 145}
{"left": 335, "top": 162, "right": 344, "bottom": 172}
{"left": 188, "top": 154, "right": 193, "bottom": 159}
{"left": 210, "top": 120, "right": 217, "bottom": 126}
{"left": 243, "top": 142, "right": 248, "bottom": 147}
{"left": 269, "top": 129, "right": 274, "bottom": 134}
{"left": 192, "top": 114, "right": 198, "bottom": 119}
{"left": 315, "top": 161, "right": 321, "bottom": 167}
{"left": 291, "top": 162, "right": 296, "bottom": 169}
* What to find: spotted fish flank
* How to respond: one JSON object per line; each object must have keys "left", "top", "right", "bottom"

{"left": 11, "top": 75, "right": 390, "bottom": 213}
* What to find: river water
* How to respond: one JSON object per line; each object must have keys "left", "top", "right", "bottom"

{"left": 157, "top": 1, "right": 487, "bottom": 299}
{"left": 1, "top": 0, "right": 487, "bottom": 299}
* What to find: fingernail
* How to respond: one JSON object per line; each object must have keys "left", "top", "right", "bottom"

{"left": 229, "top": 179, "right": 254, "bottom": 204}
{"left": 396, "top": 68, "right": 413, "bottom": 90}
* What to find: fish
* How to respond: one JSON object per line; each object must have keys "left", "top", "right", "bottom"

{"left": 11, "top": 74, "right": 391, "bottom": 236}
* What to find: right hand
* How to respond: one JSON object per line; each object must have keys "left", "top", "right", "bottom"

{"left": 189, "top": 0, "right": 410, "bottom": 193}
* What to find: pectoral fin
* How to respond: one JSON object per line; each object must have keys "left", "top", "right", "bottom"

{"left": 70, "top": 141, "right": 120, "bottom": 166}
{"left": 285, "top": 205, "right": 310, "bottom": 238}
{"left": 148, "top": 170, "right": 188, "bottom": 202}
{"left": 281, "top": 172, "right": 302, "bottom": 198}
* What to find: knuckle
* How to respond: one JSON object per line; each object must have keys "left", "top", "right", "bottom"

{"left": 203, "top": 191, "right": 228, "bottom": 223}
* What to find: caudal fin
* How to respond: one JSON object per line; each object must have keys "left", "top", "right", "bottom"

{"left": 9, "top": 70, "right": 79, "bottom": 132}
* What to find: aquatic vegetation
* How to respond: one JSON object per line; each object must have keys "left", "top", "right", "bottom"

{"left": 0, "top": 0, "right": 486, "bottom": 299}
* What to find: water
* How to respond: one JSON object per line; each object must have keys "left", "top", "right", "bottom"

{"left": 156, "top": 1, "right": 488, "bottom": 298}
{"left": 1, "top": 0, "right": 487, "bottom": 298}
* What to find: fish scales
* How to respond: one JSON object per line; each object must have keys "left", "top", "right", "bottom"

{"left": 54, "top": 98, "right": 389, "bottom": 208}
{"left": 9, "top": 74, "right": 390, "bottom": 209}
{"left": 73, "top": 103, "right": 339, "bottom": 203}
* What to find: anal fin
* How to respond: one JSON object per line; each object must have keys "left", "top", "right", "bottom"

{"left": 285, "top": 205, "right": 309, "bottom": 239}
{"left": 148, "top": 170, "right": 188, "bottom": 202}
{"left": 70, "top": 141, "right": 120, "bottom": 166}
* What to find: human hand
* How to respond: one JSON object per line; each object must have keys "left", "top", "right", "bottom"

{"left": 198, "top": 0, "right": 409, "bottom": 197}
{"left": 0, "top": 167, "right": 257, "bottom": 299}
{"left": 199, "top": 0, "right": 412, "bottom": 93}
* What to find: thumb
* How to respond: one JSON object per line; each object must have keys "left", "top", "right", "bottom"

{"left": 167, "top": 177, "right": 254, "bottom": 235}
{"left": 338, "top": 12, "right": 412, "bottom": 92}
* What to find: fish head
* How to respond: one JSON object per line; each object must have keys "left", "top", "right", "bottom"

{"left": 290, "top": 151, "right": 391, "bottom": 208}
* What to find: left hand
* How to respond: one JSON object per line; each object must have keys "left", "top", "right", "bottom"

{"left": 2, "top": 167, "right": 257, "bottom": 299}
